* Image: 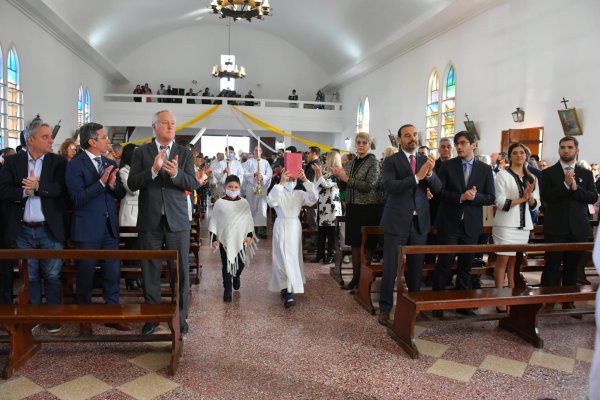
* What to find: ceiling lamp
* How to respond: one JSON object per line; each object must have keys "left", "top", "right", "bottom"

{"left": 212, "top": 22, "right": 246, "bottom": 80}
{"left": 210, "top": 0, "right": 271, "bottom": 22}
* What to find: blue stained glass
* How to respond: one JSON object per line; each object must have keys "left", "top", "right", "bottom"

{"left": 7, "top": 48, "right": 19, "bottom": 85}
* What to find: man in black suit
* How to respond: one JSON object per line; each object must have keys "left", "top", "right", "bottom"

{"left": 128, "top": 110, "right": 197, "bottom": 336}
{"left": 378, "top": 124, "right": 441, "bottom": 326}
{"left": 540, "top": 136, "right": 597, "bottom": 295}
{"left": 0, "top": 119, "right": 67, "bottom": 332}
{"left": 432, "top": 131, "right": 495, "bottom": 317}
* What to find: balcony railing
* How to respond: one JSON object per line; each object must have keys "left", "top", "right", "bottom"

{"left": 104, "top": 93, "right": 342, "bottom": 111}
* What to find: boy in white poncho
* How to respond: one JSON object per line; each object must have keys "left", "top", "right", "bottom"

{"left": 267, "top": 169, "right": 319, "bottom": 308}
{"left": 209, "top": 175, "right": 256, "bottom": 302}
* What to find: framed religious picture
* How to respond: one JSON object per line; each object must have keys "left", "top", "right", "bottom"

{"left": 464, "top": 121, "right": 480, "bottom": 140}
{"left": 558, "top": 108, "right": 583, "bottom": 136}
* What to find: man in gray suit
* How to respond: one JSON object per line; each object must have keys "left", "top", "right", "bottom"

{"left": 128, "top": 110, "right": 197, "bottom": 335}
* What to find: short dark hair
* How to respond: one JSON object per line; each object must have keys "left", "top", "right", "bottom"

{"left": 453, "top": 130, "right": 476, "bottom": 145}
{"left": 530, "top": 154, "right": 540, "bottom": 162}
{"left": 285, "top": 146, "right": 297, "bottom": 153}
{"left": 397, "top": 124, "right": 415, "bottom": 136}
{"left": 559, "top": 135, "right": 579, "bottom": 148}
{"left": 308, "top": 146, "right": 321, "bottom": 156}
{"left": 418, "top": 145, "right": 429, "bottom": 151}
{"left": 225, "top": 175, "right": 240, "bottom": 185}
{"left": 120, "top": 144, "right": 137, "bottom": 168}
{"left": 330, "top": 148, "right": 340, "bottom": 153}
{"left": 79, "top": 122, "right": 104, "bottom": 150}
{"left": 226, "top": 145, "right": 234, "bottom": 152}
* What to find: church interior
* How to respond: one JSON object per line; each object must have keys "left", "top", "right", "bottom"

{"left": 0, "top": 0, "right": 599, "bottom": 399}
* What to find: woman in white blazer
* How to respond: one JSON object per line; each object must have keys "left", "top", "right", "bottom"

{"left": 118, "top": 144, "right": 140, "bottom": 290}
{"left": 492, "top": 143, "right": 539, "bottom": 310}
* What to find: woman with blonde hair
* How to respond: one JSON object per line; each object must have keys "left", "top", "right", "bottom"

{"left": 313, "top": 151, "right": 343, "bottom": 264}
{"left": 58, "top": 138, "right": 78, "bottom": 161}
{"left": 332, "top": 132, "right": 381, "bottom": 290}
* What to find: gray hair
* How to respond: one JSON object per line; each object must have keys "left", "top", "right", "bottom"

{"left": 152, "top": 110, "right": 175, "bottom": 127}
{"left": 23, "top": 119, "right": 50, "bottom": 142}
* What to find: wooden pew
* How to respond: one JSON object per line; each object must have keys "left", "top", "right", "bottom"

{"left": 300, "top": 205, "right": 318, "bottom": 259}
{"left": 0, "top": 249, "right": 182, "bottom": 379}
{"left": 330, "top": 215, "right": 353, "bottom": 286}
{"left": 388, "top": 243, "right": 596, "bottom": 359}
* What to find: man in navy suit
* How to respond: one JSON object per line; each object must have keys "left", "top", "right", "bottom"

{"left": 378, "top": 124, "right": 441, "bottom": 326}
{"left": 432, "top": 131, "right": 495, "bottom": 317}
{"left": 0, "top": 120, "right": 67, "bottom": 330}
{"left": 540, "top": 136, "right": 597, "bottom": 295}
{"left": 65, "top": 122, "right": 126, "bottom": 335}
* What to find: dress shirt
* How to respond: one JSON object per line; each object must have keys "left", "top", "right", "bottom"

{"left": 151, "top": 140, "right": 177, "bottom": 179}
{"left": 401, "top": 149, "right": 419, "bottom": 185}
{"left": 23, "top": 152, "right": 45, "bottom": 223}
{"left": 85, "top": 149, "right": 106, "bottom": 187}
{"left": 559, "top": 160, "right": 577, "bottom": 189}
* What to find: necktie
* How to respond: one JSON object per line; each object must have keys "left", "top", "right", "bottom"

{"left": 409, "top": 154, "right": 416, "bottom": 174}
{"left": 565, "top": 166, "right": 573, "bottom": 174}
{"left": 160, "top": 144, "right": 170, "bottom": 158}
{"left": 463, "top": 162, "right": 470, "bottom": 186}
{"left": 94, "top": 157, "right": 104, "bottom": 176}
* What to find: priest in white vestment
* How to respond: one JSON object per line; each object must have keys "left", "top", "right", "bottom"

{"left": 267, "top": 169, "right": 318, "bottom": 308}
{"left": 212, "top": 147, "right": 245, "bottom": 193}
{"left": 243, "top": 146, "right": 273, "bottom": 239}
{"left": 208, "top": 152, "right": 225, "bottom": 202}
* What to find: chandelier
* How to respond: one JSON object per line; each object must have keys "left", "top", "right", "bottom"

{"left": 210, "top": 0, "right": 271, "bottom": 22}
{"left": 212, "top": 22, "right": 246, "bottom": 80}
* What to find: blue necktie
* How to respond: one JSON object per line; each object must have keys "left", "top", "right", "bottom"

{"left": 94, "top": 157, "right": 104, "bottom": 176}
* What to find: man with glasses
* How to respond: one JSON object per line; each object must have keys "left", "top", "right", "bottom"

{"left": 431, "top": 131, "right": 495, "bottom": 317}
{"left": 66, "top": 122, "right": 126, "bottom": 335}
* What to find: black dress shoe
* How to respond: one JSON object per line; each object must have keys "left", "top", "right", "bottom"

{"left": 142, "top": 322, "right": 159, "bottom": 335}
{"left": 456, "top": 308, "right": 477, "bottom": 316}
{"left": 181, "top": 322, "right": 189, "bottom": 336}
{"left": 223, "top": 290, "right": 232, "bottom": 303}
{"left": 432, "top": 310, "right": 444, "bottom": 318}
{"left": 126, "top": 279, "right": 141, "bottom": 290}
{"left": 378, "top": 311, "right": 391, "bottom": 327}
{"left": 342, "top": 280, "right": 358, "bottom": 291}
{"left": 323, "top": 256, "right": 334, "bottom": 264}
{"left": 233, "top": 276, "right": 241, "bottom": 291}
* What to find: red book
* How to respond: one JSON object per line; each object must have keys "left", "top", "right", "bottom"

{"left": 284, "top": 152, "right": 303, "bottom": 178}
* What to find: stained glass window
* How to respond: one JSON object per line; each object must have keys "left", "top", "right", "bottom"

{"left": 7, "top": 47, "right": 23, "bottom": 149}
{"left": 356, "top": 101, "right": 363, "bottom": 133}
{"left": 363, "top": 97, "right": 370, "bottom": 133}
{"left": 0, "top": 43, "right": 5, "bottom": 148}
{"left": 84, "top": 89, "right": 91, "bottom": 123}
{"left": 77, "top": 86, "right": 84, "bottom": 128}
{"left": 426, "top": 70, "right": 440, "bottom": 151}
{"left": 442, "top": 65, "right": 456, "bottom": 141}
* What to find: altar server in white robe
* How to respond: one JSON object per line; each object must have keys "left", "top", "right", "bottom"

{"left": 243, "top": 145, "right": 272, "bottom": 239}
{"left": 267, "top": 169, "right": 318, "bottom": 308}
{"left": 590, "top": 234, "right": 600, "bottom": 399}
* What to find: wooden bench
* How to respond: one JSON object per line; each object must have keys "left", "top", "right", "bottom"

{"left": 353, "top": 226, "right": 489, "bottom": 314}
{"left": 330, "top": 215, "right": 353, "bottom": 286}
{"left": 388, "top": 243, "right": 596, "bottom": 359}
{"left": 0, "top": 249, "right": 182, "bottom": 379}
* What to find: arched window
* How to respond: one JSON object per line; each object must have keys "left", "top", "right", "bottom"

{"left": 362, "top": 97, "right": 370, "bottom": 133}
{"left": 426, "top": 69, "right": 440, "bottom": 151}
{"left": 7, "top": 47, "right": 23, "bottom": 149}
{"left": 84, "top": 89, "right": 91, "bottom": 123}
{"left": 0, "top": 43, "right": 6, "bottom": 148}
{"left": 442, "top": 65, "right": 456, "bottom": 141}
{"left": 356, "top": 101, "right": 363, "bottom": 133}
{"left": 77, "top": 86, "right": 84, "bottom": 128}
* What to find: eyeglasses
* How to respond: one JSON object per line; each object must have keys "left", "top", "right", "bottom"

{"left": 356, "top": 141, "right": 369, "bottom": 145}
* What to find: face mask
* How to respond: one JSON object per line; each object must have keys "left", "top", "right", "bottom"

{"left": 228, "top": 153, "right": 235, "bottom": 159}
{"left": 225, "top": 189, "right": 240, "bottom": 198}
{"left": 241, "top": 157, "right": 248, "bottom": 163}
{"left": 284, "top": 182, "right": 297, "bottom": 192}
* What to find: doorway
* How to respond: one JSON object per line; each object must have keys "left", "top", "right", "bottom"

{"left": 501, "top": 127, "right": 544, "bottom": 158}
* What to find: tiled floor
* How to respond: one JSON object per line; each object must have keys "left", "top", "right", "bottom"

{"left": 0, "top": 217, "right": 596, "bottom": 399}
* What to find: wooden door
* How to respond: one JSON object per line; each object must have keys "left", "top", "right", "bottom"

{"left": 500, "top": 127, "right": 544, "bottom": 158}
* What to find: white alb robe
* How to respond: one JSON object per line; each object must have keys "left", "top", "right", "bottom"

{"left": 243, "top": 158, "right": 273, "bottom": 227}
{"left": 267, "top": 182, "right": 319, "bottom": 294}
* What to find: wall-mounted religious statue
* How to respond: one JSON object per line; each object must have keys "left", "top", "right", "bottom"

{"left": 557, "top": 97, "right": 583, "bottom": 136}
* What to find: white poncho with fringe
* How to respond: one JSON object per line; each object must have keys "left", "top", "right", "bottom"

{"left": 208, "top": 198, "right": 257, "bottom": 276}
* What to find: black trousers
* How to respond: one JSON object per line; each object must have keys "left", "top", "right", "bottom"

{"left": 541, "top": 233, "right": 589, "bottom": 286}
{"left": 219, "top": 244, "right": 245, "bottom": 288}
{"left": 316, "top": 226, "right": 335, "bottom": 258}
{"left": 380, "top": 216, "right": 426, "bottom": 312}
{"left": 433, "top": 222, "right": 478, "bottom": 291}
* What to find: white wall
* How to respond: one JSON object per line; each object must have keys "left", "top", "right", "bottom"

{"left": 116, "top": 24, "right": 328, "bottom": 101}
{"left": 337, "top": 0, "right": 600, "bottom": 164}
{"left": 0, "top": 2, "right": 111, "bottom": 148}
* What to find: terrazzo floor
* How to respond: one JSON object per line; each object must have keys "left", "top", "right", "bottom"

{"left": 0, "top": 217, "right": 596, "bottom": 400}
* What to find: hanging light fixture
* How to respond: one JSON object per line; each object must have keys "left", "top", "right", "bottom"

{"left": 512, "top": 107, "right": 525, "bottom": 123}
{"left": 211, "top": 22, "right": 246, "bottom": 80}
{"left": 210, "top": 0, "right": 271, "bottom": 22}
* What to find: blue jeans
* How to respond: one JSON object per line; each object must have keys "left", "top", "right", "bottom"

{"left": 15, "top": 224, "right": 63, "bottom": 305}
